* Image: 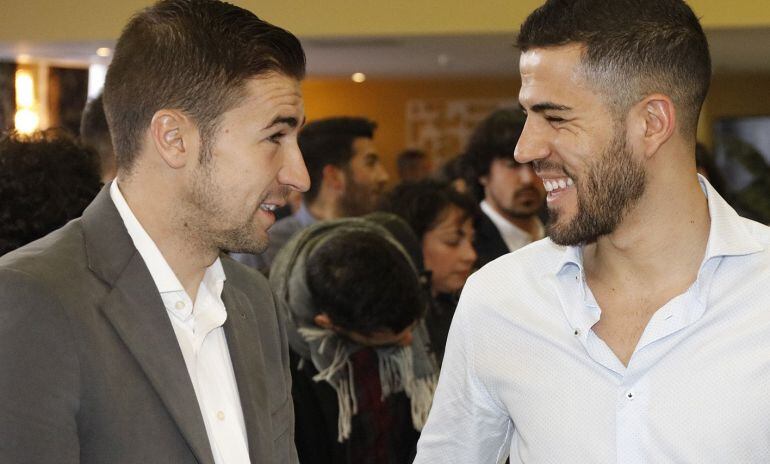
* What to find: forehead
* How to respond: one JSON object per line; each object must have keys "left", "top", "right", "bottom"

{"left": 518, "top": 44, "right": 595, "bottom": 107}
{"left": 350, "top": 137, "right": 376, "bottom": 159}
{"left": 227, "top": 73, "right": 303, "bottom": 119}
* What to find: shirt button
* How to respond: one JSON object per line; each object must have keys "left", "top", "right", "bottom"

{"left": 175, "top": 301, "right": 185, "bottom": 310}
{"left": 626, "top": 391, "right": 635, "bottom": 400}
{"left": 217, "top": 410, "right": 225, "bottom": 421}
{"left": 574, "top": 328, "right": 580, "bottom": 336}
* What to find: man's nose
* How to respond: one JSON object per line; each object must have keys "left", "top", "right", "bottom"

{"left": 514, "top": 118, "right": 550, "bottom": 164}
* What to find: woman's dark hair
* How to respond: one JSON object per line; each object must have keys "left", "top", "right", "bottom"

{"left": 0, "top": 130, "right": 101, "bottom": 255}
{"left": 380, "top": 179, "right": 479, "bottom": 240}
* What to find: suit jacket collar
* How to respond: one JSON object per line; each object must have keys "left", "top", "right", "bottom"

{"left": 82, "top": 185, "right": 216, "bottom": 464}
{"left": 221, "top": 275, "right": 274, "bottom": 462}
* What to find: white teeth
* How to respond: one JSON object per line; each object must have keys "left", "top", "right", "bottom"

{"left": 260, "top": 203, "right": 277, "bottom": 212}
{"left": 542, "top": 177, "right": 574, "bottom": 192}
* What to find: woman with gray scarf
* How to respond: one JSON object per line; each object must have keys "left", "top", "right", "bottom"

{"left": 270, "top": 214, "right": 437, "bottom": 464}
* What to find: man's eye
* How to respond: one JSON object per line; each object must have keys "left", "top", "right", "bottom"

{"left": 268, "top": 132, "right": 285, "bottom": 144}
{"left": 545, "top": 116, "right": 565, "bottom": 123}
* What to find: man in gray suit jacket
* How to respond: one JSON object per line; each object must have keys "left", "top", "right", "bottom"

{"left": 0, "top": 1, "right": 310, "bottom": 463}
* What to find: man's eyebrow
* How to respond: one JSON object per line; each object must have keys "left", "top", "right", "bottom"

{"left": 263, "top": 116, "right": 300, "bottom": 130}
{"left": 528, "top": 102, "right": 572, "bottom": 113}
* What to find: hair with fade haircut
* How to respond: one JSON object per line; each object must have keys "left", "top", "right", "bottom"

{"left": 103, "top": 0, "right": 306, "bottom": 173}
{"left": 516, "top": 0, "right": 711, "bottom": 137}
{"left": 306, "top": 229, "right": 424, "bottom": 335}
{"left": 298, "top": 116, "right": 377, "bottom": 204}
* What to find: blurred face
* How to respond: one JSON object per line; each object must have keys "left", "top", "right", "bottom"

{"left": 338, "top": 137, "right": 390, "bottom": 216}
{"left": 422, "top": 205, "right": 477, "bottom": 295}
{"left": 182, "top": 74, "right": 309, "bottom": 254}
{"left": 481, "top": 156, "right": 546, "bottom": 222}
{"left": 514, "top": 45, "right": 646, "bottom": 245}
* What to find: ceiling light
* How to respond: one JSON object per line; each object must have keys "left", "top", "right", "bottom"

{"left": 96, "top": 47, "right": 112, "bottom": 57}
{"left": 351, "top": 72, "right": 366, "bottom": 83}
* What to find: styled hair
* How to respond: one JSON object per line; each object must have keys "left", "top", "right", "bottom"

{"left": 465, "top": 108, "right": 525, "bottom": 182}
{"left": 298, "top": 116, "right": 377, "bottom": 203}
{"left": 380, "top": 179, "right": 479, "bottom": 240}
{"left": 0, "top": 130, "right": 101, "bottom": 255}
{"left": 80, "top": 94, "right": 114, "bottom": 177}
{"left": 103, "top": 0, "right": 306, "bottom": 172}
{"left": 306, "top": 229, "right": 423, "bottom": 335}
{"left": 516, "top": 0, "right": 711, "bottom": 136}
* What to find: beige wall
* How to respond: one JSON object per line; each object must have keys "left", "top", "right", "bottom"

{"left": 1, "top": 0, "right": 769, "bottom": 42}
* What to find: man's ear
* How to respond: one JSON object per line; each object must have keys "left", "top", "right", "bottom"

{"left": 479, "top": 175, "right": 489, "bottom": 187}
{"left": 313, "top": 313, "right": 334, "bottom": 330}
{"left": 322, "top": 164, "right": 346, "bottom": 192}
{"left": 149, "top": 109, "right": 196, "bottom": 169}
{"left": 633, "top": 94, "right": 676, "bottom": 159}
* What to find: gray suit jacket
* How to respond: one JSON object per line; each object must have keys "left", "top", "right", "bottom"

{"left": 0, "top": 186, "right": 298, "bottom": 464}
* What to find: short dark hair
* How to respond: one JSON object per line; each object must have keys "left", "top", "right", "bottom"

{"left": 380, "top": 179, "right": 479, "bottom": 240}
{"left": 465, "top": 108, "right": 525, "bottom": 180}
{"left": 298, "top": 117, "right": 377, "bottom": 203}
{"left": 306, "top": 229, "right": 423, "bottom": 335}
{"left": 103, "top": 0, "right": 306, "bottom": 172}
{"left": 516, "top": 0, "right": 711, "bottom": 136}
{"left": 397, "top": 149, "right": 429, "bottom": 180}
{"left": 80, "top": 94, "right": 114, "bottom": 178}
{"left": 0, "top": 130, "right": 101, "bottom": 255}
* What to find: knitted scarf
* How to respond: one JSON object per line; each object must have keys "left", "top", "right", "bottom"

{"left": 270, "top": 215, "right": 437, "bottom": 442}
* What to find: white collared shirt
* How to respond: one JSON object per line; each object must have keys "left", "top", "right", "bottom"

{"left": 480, "top": 200, "right": 545, "bottom": 252}
{"left": 110, "top": 182, "right": 251, "bottom": 464}
{"left": 416, "top": 177, "right": 770, "bottom": 463}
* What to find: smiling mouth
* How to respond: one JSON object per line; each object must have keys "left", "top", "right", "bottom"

{"left": 259, "top": 203, "right": 278, "bottom": 212}
{"left": 542, "top": 177, "right": 574, "bottom": 192}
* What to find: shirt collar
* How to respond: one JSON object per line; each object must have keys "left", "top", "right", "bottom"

{"left": 554, "top": 174, "right": 764, "bottom": 277}
{"left": 109, "top": 181, "right": 225, "bottom": 294}
{"left": 480, "top": 200, "right": 544, "bottom": 248}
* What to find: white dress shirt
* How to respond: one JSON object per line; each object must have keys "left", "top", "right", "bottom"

{"left": 416, "top": 177, "right": 770, "bottom": 463}
{"left": 110, "top": 182, "right": 251, "bottom": 464}
{"left": 480, "top": 200, "right": 545, "bottom": 252}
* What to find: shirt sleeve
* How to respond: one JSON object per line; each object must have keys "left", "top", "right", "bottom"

{"left": 413, "top": 280, "right": 513, "bottom": 463}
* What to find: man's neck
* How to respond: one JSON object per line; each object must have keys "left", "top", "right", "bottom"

{"left": 307, "top": 193, "right": 341, "bottom": 221}
{"left": 485, "top": 200, "right": 542, "bottom": 240}
{"left": 584, "top": 174, "right": 711, "bottom": 292}
{"left": 119, "top": 177, "right": 216, "bottom": 302}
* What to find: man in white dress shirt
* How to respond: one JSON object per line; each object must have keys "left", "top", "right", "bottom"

{"left": 0, "top": 1, "right": 308, "bottom": 463}
{"left": 415, "top": 0, "right": 770, "bottom": 462}
{"left": 466, "top": 108, "right": 546, "bottom": 268}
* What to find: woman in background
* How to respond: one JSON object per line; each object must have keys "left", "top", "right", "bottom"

{"left": 381, "top": 179, "right": 478, "bottom": 364}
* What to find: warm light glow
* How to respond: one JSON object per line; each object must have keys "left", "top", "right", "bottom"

{"left": 14, "top": 108, "right": 40, "bottom": 134}
{"left": 96, "top": 47, "right": 112, "bottom": 57}
{"left": 15, "top": 70, "right": 35, "bottom": 108}
{"left": 351, "top": 72, "right": 366, "bottom": 83}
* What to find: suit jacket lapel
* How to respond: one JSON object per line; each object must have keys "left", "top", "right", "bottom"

{"left": 82, "top": 185, "right": 215, "bottom": 464}
{"left": 222, "top": 283, "right": 273, "bottom": 462}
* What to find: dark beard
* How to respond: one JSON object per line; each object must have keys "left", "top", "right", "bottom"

{"left": 546, "top": 130, "right": 646, "bottom": 246}
{"left": 338, "top": 179, "right": 381, "bottom": 217}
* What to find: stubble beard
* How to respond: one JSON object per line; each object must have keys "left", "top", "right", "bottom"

{"left": 183, "top": 144, "right": 270, "bottom": 255}
{"left": 339, "top": 178, "right": 382, "bottom": 217}
{"left": 546, "top": 129, "right": 647, "bottom": 246}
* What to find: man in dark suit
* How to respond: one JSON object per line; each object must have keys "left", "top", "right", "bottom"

{"left": 0, "top": 1, "right": 309, "bottom": 463}
{"left": 466, "top": 108, "right": 547, "bottom": 268}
